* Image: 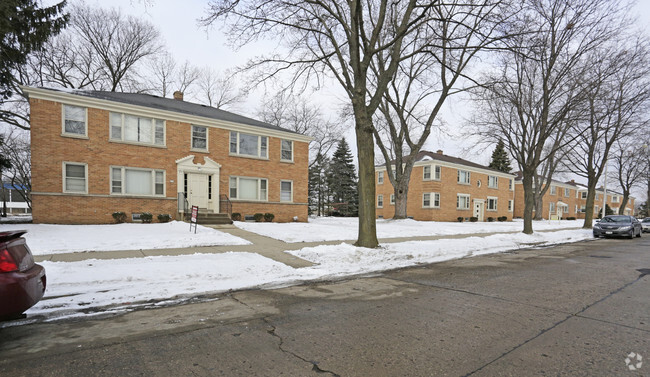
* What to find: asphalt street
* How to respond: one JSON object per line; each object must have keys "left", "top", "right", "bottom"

{"left": 1, "top": 236, "right": 648, "bottom": 376}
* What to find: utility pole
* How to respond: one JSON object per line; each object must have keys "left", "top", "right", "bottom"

{"left": 602, "top": 164, "right": 607, "bottom": 219}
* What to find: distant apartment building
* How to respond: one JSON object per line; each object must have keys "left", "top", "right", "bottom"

{"left": 375, "top": 150, "right": 516, "bottom": 221}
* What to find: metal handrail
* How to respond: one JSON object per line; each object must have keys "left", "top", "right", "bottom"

{"left": 220, "top": 194, "right": 232, "bottom": 217}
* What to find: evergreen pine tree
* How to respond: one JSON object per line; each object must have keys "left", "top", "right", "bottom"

{"left": 328, "top": 138, "right": 358, "bottom": 216}
{"left": 1, "top": 0, "right": 68, "bottom": 99}
{"left": 308, "top": 153, "right": 330, "bottom": 216}
{"left": 488, "top": 140, "right": 512, "bottom": 173}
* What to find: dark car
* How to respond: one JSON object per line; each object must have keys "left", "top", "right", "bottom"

{"left": 642, "top": 217, "right": 650, "bottom": 233}
{"left": 593, "top": 215, "right": 642, "bottom": 239}
{"left": 0, "top": 230, "right": 46, "bottom": 320}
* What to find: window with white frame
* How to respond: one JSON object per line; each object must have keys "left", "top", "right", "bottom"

{"left": 550, "top": 185, "right": 556, "bottom": 195}
{"left": 280, "top": 181, "right": 293, "bottom": 202}
{"left": 390, "top": 194, "right": 395, "bottom": 205}
{"left": 550, "top": 202, "right": 556, "bottom": 214}
{"left": 487, "top": 197, "right": 498, "bottom": 211}
{"left": 564, "top": 188, "right": 570, "bottom": 197}
{"left": 509, "top": 179, "right": 514, "bottom": 190}
{"left": 191, "top": 125, "right": 207, "bottom": 150}
{"left": 423, "top": 166, "right": 431, "bottom": 180}
{"left": 575, "top": 205, "right": 578, "bottom": 214}
{"left": 281, "top": 140, "right": 293, "bottom": 161}
{"left": 580, "top": 205, "right": 586, "bottom": 213}
{"left": 111, "top": 167, "right": 164, "bottom": 196}
{"left": 581, "top": 191, "right": 587, "bottom": 199}
{"left": 63, "top": 162, "right": 87, "bottom": 193}
{"left": 457, "top": 170, "right": 470, "bottom": 185}
{"left": 377, "top": 194, "right": 384, "bottom": 208}
{"left": 423, "top": 192, "right": 440, "bottom": 208}
{"left": 612, "top": 195, "right": 619, "bottom": 203}
{"left": 230, "top": 132, "right": 268, "bottom": 158}
{"left": 63, "top": 105, "right": 87, "bottom": 136}
{"left": 110, "top": 112, "right": 165, "bottom": 146}
{"left": 508, "top": 200, "right": 513, "bottom": 212}
{"left": 229, "top": 176, "right": 268, "bottom": 201}
{"left": 488, "top": 175, "right": 498, "bottom": 188}
{"left": 457, "top": 194, "right": 470, "bottom": 210}
{"left": 434, "top": 165, "right": 441, "bottom": 180}
{"left": 378, "top": 171, "right": 384, "bottom": 184}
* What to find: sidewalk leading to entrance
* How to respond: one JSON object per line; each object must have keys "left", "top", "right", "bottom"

{"left": 33, "top": 226, "right": 584, "bottom": 268}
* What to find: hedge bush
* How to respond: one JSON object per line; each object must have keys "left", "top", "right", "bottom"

{"left": 253, "top": 213, "right": 264, "bottom": 222}
{"left": 566, "top": 216, "right": 576, "bottom": 220}
{"left": 469, "top": 217, "right": 478, "bottom": 222}
{"left": 112, "top": 211, "right": 127, "bottom": 224}
{"left": 487, "top": 217, "right": 495, "bottom": 222}
{"left": 457, "top": 216, "right": 464, "bottom": 222}
{"left": 140, "top": 212, "right": 153, "bottom": 223}
{"left": 157, "top": 214, "right": 171, "bottom": 223}
{"left": 498, "top": 216, "right": 507, "bottom": 222}
{"left": 264, "top": 213, "right": 275, "bottom": 222}
{"left": 232, "top": 212, "right": 242, "bottom": 221}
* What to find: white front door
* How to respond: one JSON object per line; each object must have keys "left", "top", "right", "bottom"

{"left": 473, "top": 200, "right": 485, "bottom": 221}
{"left": 188, "top": 173, "right": 208, "bottom": 208}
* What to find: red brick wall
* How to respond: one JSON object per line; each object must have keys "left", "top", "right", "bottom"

{"left": 375, "top": 164, "right": 515, "bottom": 221}
{"left": 30, "top": 98, "right": 308, "bottom": 224}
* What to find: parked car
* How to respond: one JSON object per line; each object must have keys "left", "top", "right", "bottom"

{"left": 642, "top": 218, "right": 650, "bottom": 233}
{"left": 0, "top": 230, "right": 46, "bottom": 320}
{"left": 593, "top": 215, "right": 642, "bottom": 239}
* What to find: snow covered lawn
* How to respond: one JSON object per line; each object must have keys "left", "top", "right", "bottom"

{"left": 0, "top": 221, "right": 250, "bottom": 255}
{"left": 14, "top": 228, "right": 593, "bottom": 324}
{"left": 235, "top": 217, "right": 587, "bottom": 243}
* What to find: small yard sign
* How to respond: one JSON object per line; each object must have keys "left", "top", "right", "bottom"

{"left": 190, "top": 205, "right": 199, "bottom": 233}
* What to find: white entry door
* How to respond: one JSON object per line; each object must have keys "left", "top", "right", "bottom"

{"left": 473, "top": 200, "right": 485, "bottom": 221}
{"left": 188, "top": 173, "right": 208, "bottom": 208}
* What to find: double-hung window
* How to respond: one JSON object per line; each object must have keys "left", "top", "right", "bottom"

{"left": 488, "top": 175, "right": 498, "bottom": 189}
{"left": 612, "top": 195, "right": 619, "bottom": 203}
{"left": 509, "top": 179, "right": 514, "bottom": 191}
{"left": 564, "top": 188, "right": 570, "bottom": 197}
{"left": 508, "top": 200, "right": 514, "bottom": 212}
{"left": 581, "top": 192, "right": 587, "bottom": 199}
{"left": 550, "top": 186, "right": 556, "bottom": 195}
{"left": 377, "top": 195, "right": 384, "bottom": 208}
{"left": 550, "top": 202, "right": 556, "bottom": 214}
{"left": 111, "top": 167, "right": 165, "bottom": 196}
{"left": 110, "top": 112, "right": 165, "bottom": 146}
{"left": 192, "top": 125, "right": 207, "bottom": 150}
{"left": 280, "top": 181, "right": 293, "bottom": 202}
{"left": 433, "top": 165, "right": 441, "bottom": 180}
{"left": 487, "top": 197, "right": 498, "bottom": 211}
{"left": 229, "top": 176, "right": 268, "bottom": 201}
{"left": 423, "top": 166, "right": 431, "bottom": 180}
{"left": 458, "top": 170, "right": 470, "bottom": 185}
{"left": 457, "top": 194, "right": 470, "bottom": 210}
{"left": 423, "top": 193, "right": 440, "bottom": 208}
{"left": 281, "top": 140, "right": 293, "bottom": 161}
{"left": 63, "top": 162, "right": 87, "bottom": 193}
{"left": 423, "top": 166, "right": 440, "bottom": 180}
{"left": 230, "top": 132, "right": 268, "bottom": 158}
{"left": 63, "top": 105, "right": 87, "bottom": 137}
{"left": 378, "top": 171, "right": 384, "bottom": 184}
{"left": 390, "top": 194, "right": 395, "bottom": 205}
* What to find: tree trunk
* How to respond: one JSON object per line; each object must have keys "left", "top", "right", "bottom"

{"left": 522, "top": 172, "right": 535, "bottom": 234}
{"left": 354, "top": 108, "right": 379, "bottom": 248}
{"left": 533, "top": 194, "right": 544, "bottom": 220}
{"left": 582, "top": 183, "right": 597, "bottom": 228}
{"left": 393, "top": 181, "right": 410, "bottom": 219}
{"left": 619, "top": 194, "right": 629, "bottom": 215}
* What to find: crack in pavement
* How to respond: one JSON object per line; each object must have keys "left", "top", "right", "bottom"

{"left": 228, "top": 293, "right": 340, "bottom": 376}
{"left": 459, "top": 272, "right": 648, "bottom": 377}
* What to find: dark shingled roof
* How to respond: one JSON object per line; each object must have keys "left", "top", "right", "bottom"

{"left": 379, "top": 150, "right": 514, "bottom": 175}
{"left": 41, "top": 88, "right": 297, "bottom": 134}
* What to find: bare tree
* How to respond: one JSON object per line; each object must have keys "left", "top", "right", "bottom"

{"left": 0, "top": 130, "right": 31, "bottom": 209}
{"left": 610, "top": 140, "right": 649, "bottom": 214}
{"left": 471, "top": 0, "right": 626, "bottom": 234}
{"left": 202, "top": 1, "right": 452, "bottom": 247}
{"left": 562, "top": 36, "right": 650, "bottom": 227}
{"left": 195, "top": 67, "right": 246, "bottom": 109}
{"left": 257, "top": 91, "right": 344, "bottom": 165}
{"left": 373, "top": 0, "right": 512, "bottom": 219}
{"left": 146, "top": 54, "right": 199, "bottom": 97}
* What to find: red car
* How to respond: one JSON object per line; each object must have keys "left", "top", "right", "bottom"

{"left": 0, "top": 230, "right": 46, "bottom": 320}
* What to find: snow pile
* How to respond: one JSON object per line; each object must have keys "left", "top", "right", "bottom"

{"left": 0, "top": 221, "right": 250, "bottom": 255}
{"left": 236, "top": 217, "right": 587, "bottom": 243}
{"left": 12, "top": 228, "right": 594, "bottom": 323}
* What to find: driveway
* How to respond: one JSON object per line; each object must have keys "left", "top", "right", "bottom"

{"left": 1, "top": 237, "right": 648, "bottom": 376}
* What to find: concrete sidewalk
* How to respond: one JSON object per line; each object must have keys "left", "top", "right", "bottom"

{"left": 33, "top": 226, "right": 584, "bottom": 268}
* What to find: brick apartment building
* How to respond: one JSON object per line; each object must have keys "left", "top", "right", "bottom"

{"left": 24, "top": 87, "right": 311, "bottom": 224}
{"left": 375, "top": 150, "right": 516, "bottom": 221}
{"left": 513, "top": 176, "right": 636, "bottom": 220}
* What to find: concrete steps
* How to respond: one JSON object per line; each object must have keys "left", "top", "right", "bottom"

{"left": 185, "top": 211, "right": 233, "bottom": 225}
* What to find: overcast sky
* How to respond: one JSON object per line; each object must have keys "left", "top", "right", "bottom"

{"left": 76, "top": 0, "right": 650, "bottom": 198}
